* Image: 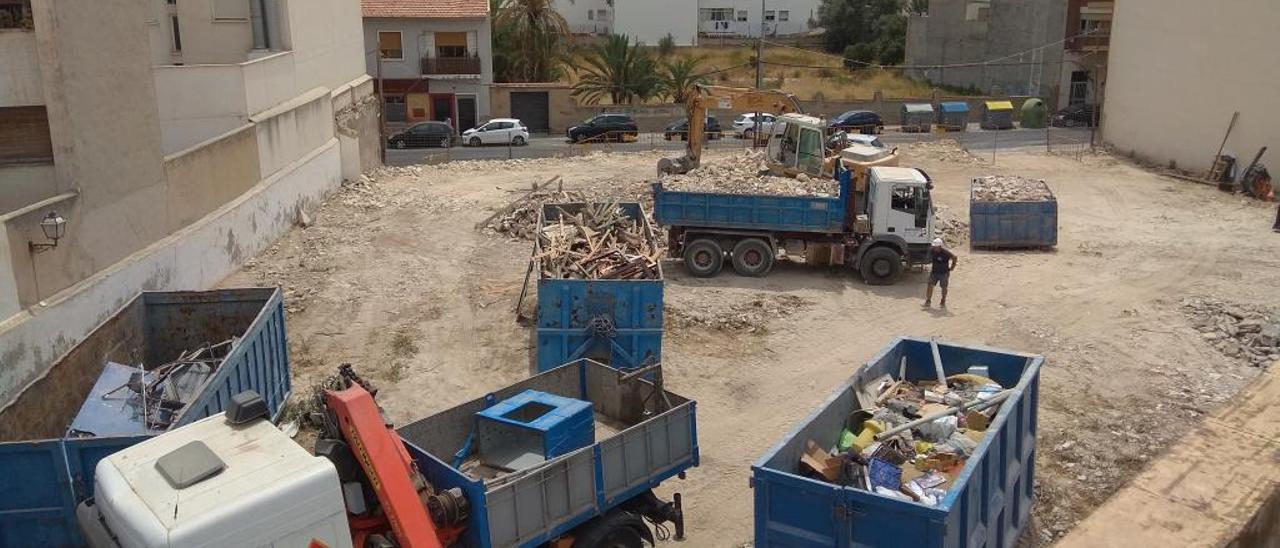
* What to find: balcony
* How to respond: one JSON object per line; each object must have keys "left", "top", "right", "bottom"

{"left": 422, "top": 56, "right": 481, "bottom": 76}
{"left": 1067, "top": 30, "right": 1110, "bottom": 52}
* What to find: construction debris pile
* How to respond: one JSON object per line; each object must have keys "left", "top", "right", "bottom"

{"left": 662, "top": 149, "right": 838, "bottom": 197}
{"left": 69, "top": 339, "right": 239, "bottom": 436}
{"left": 480, "top": 178, "right": 587, "bottom": 240}
{"left": 798, "top": 365, "right": 1008, "bottom": 506}
{"left": 972, "top": 175, "right": 1054, "bottom": 202}
{"left": 666, "top": 293, "right": 813, "bottom": 333}
{"left": 1182, "top": 297, "right": 1279, "bottom": 367}
{"left": 903, "top": 140, "right": 986, "bottom": 165}
{"left": 933, "top": 203, "right": 969, "bottom": 246}
{"left": 537, "top": 203, "right": 660, "bottom": 280}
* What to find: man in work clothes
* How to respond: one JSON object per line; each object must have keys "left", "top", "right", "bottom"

{"left": 924, "top": 238, "right": 957, "bottom": 309}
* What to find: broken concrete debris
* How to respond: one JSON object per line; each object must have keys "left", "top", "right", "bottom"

{"left": 1182, "top": 297, "right": 1279, "bottom": 367}
{"left": 662, "top": 149, "right": 838, "bottom": 197}
{"left": 797, "top": 371, "right": 1007, "bottom": 505}
{"left": 537, "top": 203, "right": 659, "bottom": 280}
{"left": 665, "top": 293, "right": 813, "bottom": 333}
{"left": 972, "top": 175, "right": 1054, "bottom": 202}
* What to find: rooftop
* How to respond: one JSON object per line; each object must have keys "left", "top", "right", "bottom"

{"left": 361, "top": 0, "right": 488, "bottom": 19}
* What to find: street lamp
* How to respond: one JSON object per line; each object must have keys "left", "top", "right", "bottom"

{"left": 28, "top": 211, "right": 68, "bottom": 254}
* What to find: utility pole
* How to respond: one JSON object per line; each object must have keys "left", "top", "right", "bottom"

{"left": 376, "top": 50, "right": 387, "bottom": 164}
{"left": 753, "top": 0, "right": 764, "bottom": 147}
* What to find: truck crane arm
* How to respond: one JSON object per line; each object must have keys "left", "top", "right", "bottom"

{"left": 657, "top": 84, "right": 803, "bottom": 175}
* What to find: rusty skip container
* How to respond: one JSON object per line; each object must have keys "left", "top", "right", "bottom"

{"left": 0, "top": 288, "right": 291, "bottom": 547}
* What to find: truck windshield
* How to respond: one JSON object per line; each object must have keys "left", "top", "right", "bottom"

{"left": 891, "top": 185, "right": 931, "bottom": 228}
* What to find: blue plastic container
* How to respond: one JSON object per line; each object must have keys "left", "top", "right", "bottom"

{"left": 535, "top": 203, "right": 663, "bottom": 372}
{"left": 752, "top": 337, "right": 1043, "bottom": 548}
{"left": 476, "top": 389, "right": 595, "bottom": 462}
{"left": 0, "top": 289, "right": 292, "bottom": 547}
{"left": 937, "top": 102, "right": 971, "bottom": 131}
{"left": 969, "top": 180, "right": 1059, "bottom": 249}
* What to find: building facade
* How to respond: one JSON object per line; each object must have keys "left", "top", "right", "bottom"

{"left": 554, "top": 0, "right": 612, "bottom": 36}
{"left": 554, "top": 0, "right": 819, "bottom": 45}
{"left": 697, "top": 0, "right": 819, "bottom": 39}
{"left": 0, "top": 0, "right": 378, "bottom": 408}
{"left": 1058, "top": 0, "right": 1112, "bottom": 108}
{"left": 1102, "top": 0, "right": 1279, "bottom": 173}
{"left": 363, "top": 0, "right": 493, "bottom": 132}
{"left": 904, "top": 0, "right": 1067, "bottom": 103}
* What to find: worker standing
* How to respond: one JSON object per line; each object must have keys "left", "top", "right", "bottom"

{"left": 924, "top": 238, "right": 957, "bottom": 309}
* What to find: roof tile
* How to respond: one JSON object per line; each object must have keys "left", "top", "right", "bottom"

{"left": 362, "top": 0, "right": 489, "bottom": 19}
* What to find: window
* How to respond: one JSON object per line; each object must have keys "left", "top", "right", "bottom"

{"left": 587, "top": 9, "right": 593, "bottom": 20}
{"left": 378, "top": 31, "right": 403, "bottom": 60}
{"left": 435, "top": 31, "right": 467, "bottom": 58}
{"left": 779, "top": 10, "right": 790, "bottom": 21}
{"left": 170, "top": 15, "right": 183, "bottom": 52}
{"left": 891, "top": 186, "right": 931, "bottom": 228}
{"left": 736, "top": 10, "right": 748, "bottom": 22}
{"left": 764, "top": 10, "right": 776, "bottom": 21}
{"left": 1079, "top": 18, "right": 1107, "bottom": 34}
{"left": 797, "top": 127, "right": 822, "bottom": 174}
{"left": 597, "top": 9, "right": 607, "bottom": 20}
{"left": 700, "top": 8, "right": 733, "bottom": 21}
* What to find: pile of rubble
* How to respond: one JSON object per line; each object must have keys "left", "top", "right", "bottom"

{"left": 903, "top": 140, "right": 986, "bottom": 165}
{"left": 481, "top": 184, "right": 588, "bottom": 240}
{"left": 972, "top": 175, "right": 1054, "bottom": 202}
{"left": 662, "top": 150, "right": 838, "bottom": 197}
{"left": 666, "top": 293, "right": 812, "bottom": 333}
{"left": 933, "top": 203, "right": 968, "bottom": 246}
{"left": 1182, "top": 297, "right": 1279, "bottom": 367}
{"left": 537, "top": 203, "right": 659, "bottom": 280}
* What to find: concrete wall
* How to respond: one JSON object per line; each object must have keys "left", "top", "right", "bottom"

{"left": 153, "top": 62, "right": 251, "bottom": 153}
{"left": 697, "top": 0, "right": 819, "bottom": 37}
{"left": 613, "top": 0, "right": 697, "bottom": 46}
{"left": 362, "top": 17, "right": 494, "bottom": 84}
{"left": 0, "top": 29, "right": 42, "bottom": 107}
{"left": 162, "top": 125, "right": 261, "bottom": 229}
{"left": 333, "top": 75, "right": 381, "bottom": 181}
{"left": 281, "top": 0, "right": 366, "bottom": 95}
{"left": 0, "top": 163, "right": 57, "bottom": 214}
{"left": 905, "top": 0, "right": 1067, "bottom": 102}
{"left": 174, "top": 0, "right": 255, "bottom": 64}
{"left": 253, "top": 89, "right": 335, "bottom": 180}
{"left": 1101, "top": 0, "right": 1279, "bottom": 173}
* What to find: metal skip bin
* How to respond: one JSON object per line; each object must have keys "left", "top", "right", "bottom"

{"left": 752, "top": 337, "right": 1043, "bottom": 548}
{"left": 0, "top": 288, "right": 292, "bottom": 546}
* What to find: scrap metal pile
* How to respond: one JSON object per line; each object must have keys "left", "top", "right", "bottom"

{"left": 972, "top": 175, "right": 1054, "bottom": 202}
{"left": 662, "top": 149, "right": 838, "bottom": 197}
{"left": 798, "top": 356, "right": 1008, "bottom": 506}
{"left": 537, "top": 203, "right": 660, "bottom": 280}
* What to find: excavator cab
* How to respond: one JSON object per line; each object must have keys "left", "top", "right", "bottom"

{"left": 765, "top": 113, "right": 828, "bottom": 178}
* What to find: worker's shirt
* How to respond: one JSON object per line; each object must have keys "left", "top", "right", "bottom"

{"left": 930, "top": 248, "right": 955, "bottom": 275}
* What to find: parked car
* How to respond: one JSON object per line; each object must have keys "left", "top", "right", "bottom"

{"left": 732, "top": 112, "right": 778, "bottom": 140}
{"left": 567, "top": 113, "right": 639, "bottom": 143}
{"left": 388, "top": 121, "right": 455, "bottom": 148}
{"left": 1051, "top": 103, "right": 1097, "bottom": 127}
{"left": 463, "top": 118, "right": 530, "bottom": 146}
{"left": 828, "top": 110, "right": 884, "bottom": 135}
{"left": 663, "top": 116, "right": 723, "bottom": 141}
{"left": 827, "top": 131, "right": 888, "bottom": 151}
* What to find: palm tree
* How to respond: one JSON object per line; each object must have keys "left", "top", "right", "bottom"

{"left": 494, "top": 0, "right": 569, "bottom": 82}
{"left": 660, "top": 57, "right": 708, "bottom": 104}
{"left": 572, "top": 34, "right": 662, "bottom": 105}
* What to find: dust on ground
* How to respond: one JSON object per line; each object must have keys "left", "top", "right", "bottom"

{"left": 221, "top": 142, "right": 1280, "bottom": 546}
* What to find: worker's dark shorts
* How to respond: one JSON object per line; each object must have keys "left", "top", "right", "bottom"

{"left": 928, "top": 271, "right": 949, "bottom": 289}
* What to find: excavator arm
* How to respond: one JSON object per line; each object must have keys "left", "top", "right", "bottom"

{"left": 658, "top": 84, "right": 803, "bottom": 175}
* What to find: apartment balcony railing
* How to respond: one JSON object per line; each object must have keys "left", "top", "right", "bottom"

{"left": 422, "top": 56, "right": 481, "bottom": 75}
{"left": 1067, "top": 31, "right": 1110, "bottom": 51}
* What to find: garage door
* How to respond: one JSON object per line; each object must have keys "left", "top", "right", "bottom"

{"left": 511, "top": 92, "right": 550, "bottom": 134}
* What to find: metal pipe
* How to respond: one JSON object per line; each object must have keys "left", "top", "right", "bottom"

{"left": 875, "top": 390, "right": 1012, "bottom": 440}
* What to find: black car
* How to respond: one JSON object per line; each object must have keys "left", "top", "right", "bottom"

{"left": 1051, "top": 104, "right": 1097, "bottom": 128}
{"left": 388, "top": 121, "right": 455, "bottom": 148}
{"left": 567, "top": 114, "right": 639, "bottom": 143}
{"left": 663, "top": 117, "right": 723, "bottom": 141}
{"left": 827, "top": 110, "right": 884, "bottom": 135}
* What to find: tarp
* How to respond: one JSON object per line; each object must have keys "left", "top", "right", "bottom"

{"left": 984, "top": 100, "right": 1015, "bottom": 111}
{"left": 939, "top": 102, "right": 970, "bottom": 113}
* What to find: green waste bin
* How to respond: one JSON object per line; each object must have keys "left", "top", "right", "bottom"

{"left": 1020, "top": 98, "right": 1047, "bottom": 129}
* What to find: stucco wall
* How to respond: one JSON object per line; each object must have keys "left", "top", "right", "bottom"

{"left": 0, "top": 30, "right": 42, "bottom": 107}
{"left": 254, "top": 89, "right": 335, "bottom": 180}
{"left": 153, "top": 63, "right": 251, "bottom": 154}
{"left": 281, "top": 0, "right": 367, "bottom": 96}
{"left": 333, "top": 76, "right": 381, "bottom": 180}
{"left": 174, "top": 0, "right": 255, "bottom": 64}
{"left": 1101, "top": 0, "right": 1279, "bottom": 173}
{"left": 362, "top": 17, "right": 494, "bottom": 85}
{"left": 613, "top": 0, "right": 697, "bottom": 46}
{"left": 0, "top": 163, "right": 57, "bottom": 214}
{"left": 163, "top": 125, "right": 262, "bottom": 229}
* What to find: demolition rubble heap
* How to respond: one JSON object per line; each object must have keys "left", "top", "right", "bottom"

{"left": 537, "top": 203, "right": 660, "bottom": 280}
{"left": 1183, "top": 297, "right": 1280, "bottom": 367}
{"left": 662, "top": 150, "right": 838, "bottom": 197}
{"left": 972, "top": 175, "right": 1054, "bottom": 202}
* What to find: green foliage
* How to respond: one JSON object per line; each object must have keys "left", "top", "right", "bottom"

{"left": 819, "top": 0, "right": 908, "bottom": 66}
{"left": 907, "top": 0, "right": 929, "bottom": 15}
{"left": 660, "top": 56, "right": 708, "bottom": 104}
{"left": 492, "top": 0, "right": 570, "bottom": 82}
{"left": 658, "top": 34, "right": 676, "bottom": 57}
{"left": 572, "top": 34, "right": 663, "bottom": 105}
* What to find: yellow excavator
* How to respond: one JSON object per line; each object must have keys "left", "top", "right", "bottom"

{"left": 656, "top": 84, "right": 804, "bottom": 176}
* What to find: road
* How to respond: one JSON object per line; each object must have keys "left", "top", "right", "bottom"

{"left": 385, "top": 126, "right": 1094, "bottom": 166}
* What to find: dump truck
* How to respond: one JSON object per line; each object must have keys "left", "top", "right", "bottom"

{"left": 76, "top": 360, "right": 697, "bottom": 548}
{"left": 652, "top": 165, "right": 936, "bottom": 284}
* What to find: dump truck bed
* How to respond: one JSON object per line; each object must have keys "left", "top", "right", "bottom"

{"left": 652, "top": 170, "right": 853, "bottom": 235}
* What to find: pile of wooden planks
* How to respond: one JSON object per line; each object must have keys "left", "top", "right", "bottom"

{"left": 536, "top": 203, "right": 660, "bottom": 280}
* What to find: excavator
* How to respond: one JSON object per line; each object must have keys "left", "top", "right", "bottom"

{"left": 657, "top": 84, "right": 898, "bottom": 180}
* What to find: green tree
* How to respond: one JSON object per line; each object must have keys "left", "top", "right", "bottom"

{"left": 572, "top": 34, "right": 662, "bottom": 105}
{"left": 819, "top": 0, "right": 907, "bottom": 65}
{"left": 657, "top": 34, "right": 676, "bottom": 57}
{"left": 660, "top": 56, "right": 707, "bottom": 103}
{"left": 493, "top": 0, "right": 569, "bottom": 82}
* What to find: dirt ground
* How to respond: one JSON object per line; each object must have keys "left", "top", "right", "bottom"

{"left": 222, "top": 144, "right": 1280, "bottom": 546}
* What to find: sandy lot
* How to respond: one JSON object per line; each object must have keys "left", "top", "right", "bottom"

{"left": 222, "top": 144, "right": 1280, "bottom": 546}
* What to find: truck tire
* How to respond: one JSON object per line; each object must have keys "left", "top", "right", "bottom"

{"left": 572, "top": 510, "right": 650, "bottom": 548}
{"left": 683, "top": 239, "right": 723, "bottom": 277}
{"left": 860, "top": 246, "right": 902, "bottom": 285}
{"left": 731, "top": 238, "right": 774, "bottom": 277}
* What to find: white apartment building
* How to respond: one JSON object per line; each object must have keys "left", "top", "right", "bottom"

{"left": 555, "top": 0, "right": 819, "bottom": 45}
{"left": 697, "top": 0, "right": 819, "bottom": 39}
{"left": 0, "top": 0, "right": 379, "bottom": 407}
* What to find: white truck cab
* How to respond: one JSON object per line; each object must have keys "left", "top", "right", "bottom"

{"left": 78, "top": 407, "right": 352, "bottom": 548}
{"left": 866, "top": 166, "right": 934, "bottom": 247}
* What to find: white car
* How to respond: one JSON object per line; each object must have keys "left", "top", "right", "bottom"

{"left": 732, "top": 113, "right": 778, "bottom": 140}
{"left": 463, "top": 118, "right": 530, "bottom": 146}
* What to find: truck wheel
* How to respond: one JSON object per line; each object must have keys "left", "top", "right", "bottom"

{"left": 860, "top": 246, "right": 902, "bottom": 285}
{"left": 731, "top": 238, "right": 774, "bottom": 277}
{"left": 572, "top": 511, "right": 650, "bottom": 548}
{"left": 683, "top": 239, "right": 723, "bottom": 277}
